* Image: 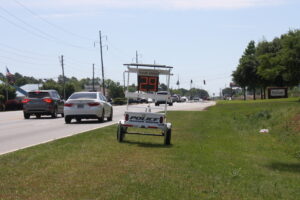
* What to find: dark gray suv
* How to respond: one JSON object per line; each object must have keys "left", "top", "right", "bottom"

{"left": 22, "top": 90, "right": 64, "bottom": 119}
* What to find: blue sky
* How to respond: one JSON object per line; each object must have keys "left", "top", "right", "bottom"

{"left": 0, "top": 0, "right": 299, "bottom": 95}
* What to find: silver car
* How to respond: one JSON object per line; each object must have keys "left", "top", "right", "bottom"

{"left": 64, "top": 92, "right": 113, "bottom": 124}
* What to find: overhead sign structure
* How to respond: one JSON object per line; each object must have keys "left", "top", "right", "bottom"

{"left": 268, "top": 87, "right": 288, "bottom": 99}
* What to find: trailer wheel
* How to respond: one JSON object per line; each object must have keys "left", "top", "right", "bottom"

{"left": 24, "top": 113, "right": 30, "bottom": 119}
{"left": 164, "top": 128, "right": 171, "bottom": 145}
{"left": 117, "top": 124, "right": 125, "bottom": 142}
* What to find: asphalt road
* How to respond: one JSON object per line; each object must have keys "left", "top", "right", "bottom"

{"left": 0, "top": 101, "right": 215, "bottom": 155}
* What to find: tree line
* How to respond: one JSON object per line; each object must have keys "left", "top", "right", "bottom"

{"left": 232, "top": 29, "right": 300, "bottom": 100}
{"left": 0, "top": 72, "right": 210, "bottom": 105}
{"left": 0, "top": 73, "right": 124, "bottom": 102}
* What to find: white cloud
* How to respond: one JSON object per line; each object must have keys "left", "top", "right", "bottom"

{"left": 26, "top": 0, "right": 287, "bottom": 10}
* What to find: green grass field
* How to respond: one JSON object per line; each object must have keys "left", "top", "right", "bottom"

{"left": 1, "top": 99, "right": 300, "bottom": 200}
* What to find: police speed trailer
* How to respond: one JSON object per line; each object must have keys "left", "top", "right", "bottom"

{"left": 117, "top": 63, "right": 173, "bottom": 145}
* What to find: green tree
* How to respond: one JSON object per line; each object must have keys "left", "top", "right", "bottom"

{"left": 65, "top": 83, "right": 76, "bottom": 99}
{"left": 159, "top": 83, "right": 168, "bottom": 91}
{"left": 41, "top": 80, "right": 62, "bottom": 96}
{"left": 105, "top": 79, "right": 124, "bottom": 99}
{"left": 13, "top": 72, "right": 40, "bottom": 86}
{"left": 256, "top": 38, "right": 285, "bottom": 87}
{"left": 233, "top": 41, "right": 259, "bottom": 100}
{"left": 279, "top": 30, "right": 300, "bottom": 86}
{"left": 189, "top": 88, "right": 209, "bottom": 99}
{"left": 0, "top": 84, "right": 16, "bottom": 101}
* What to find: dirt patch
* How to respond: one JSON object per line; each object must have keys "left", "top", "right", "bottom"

{"left": 290, "top": 114, "right": 300, "bottom": 131}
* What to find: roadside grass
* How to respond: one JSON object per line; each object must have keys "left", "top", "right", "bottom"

{"left": 1, "top": 99, "right": 300, "bottom": 199}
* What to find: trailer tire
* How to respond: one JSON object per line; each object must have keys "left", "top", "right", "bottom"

{"left": 117, "top": 124, "right": 125, "bottom": 142}
{"left": 164, "top": 128, "right": 171, "bottom": 145}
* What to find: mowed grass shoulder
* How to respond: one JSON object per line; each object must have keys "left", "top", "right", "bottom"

{"left": 1, "top": 99, "right": 300, "bottom": 200}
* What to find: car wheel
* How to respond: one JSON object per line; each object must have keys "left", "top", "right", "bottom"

{"left": 155, "top": 103, "right": 159, "bottom": 106}
{"left": 36, "top": 114, "right": 41, "bottom": 119}
{"left": 107, "top": 108, "right": 113, "bottom": 121}
{"left": 169, "top": 103, "right": 173, "bottom": 106}
{"left": 61, "top": 113, "right": 64, "bottom": 117}
{"left": 24, "top": 113, "right": 30, "bottom": 119}
{"left": 98, "top": 109, "right": 105, "bottom": 123}
{"left": 76, "top": 118, "right": 81, "bottom": 123}
{"left": 65, "top": 116, "right": 71, "bottom": 124}
{"left": 51, "top": 109, "right": 57, "bottom": 118}
{"left": 164, "top": 128, "right": 171, "bottom": 145}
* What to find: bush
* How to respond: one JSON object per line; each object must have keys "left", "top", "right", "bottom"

{"left": 113, "top": 98, "right": 127, "bottom": 105}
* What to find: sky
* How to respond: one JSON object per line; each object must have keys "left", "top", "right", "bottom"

{"left": 0, "top": 0, "right": 299, "bottom": 96}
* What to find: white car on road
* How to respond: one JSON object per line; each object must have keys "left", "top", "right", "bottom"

{"left": 64, "top": 92, "right": 113, "bottom": 124}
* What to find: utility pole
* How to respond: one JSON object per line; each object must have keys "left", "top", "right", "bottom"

{"left": 136, "top": 50, "right": 138, "bottom": 63}
{"left": 99, "top": 31, "right": 105, "bottom": 96}
{"left": 60, "top": 55, "right": 66, "bottom": 100}
{"left": 92, "top": 63, "right": 95, "bottom": 91}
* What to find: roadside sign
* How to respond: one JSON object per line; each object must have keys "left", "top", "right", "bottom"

{"left": 268, "top": 87, "right": 288, "bottom": 99}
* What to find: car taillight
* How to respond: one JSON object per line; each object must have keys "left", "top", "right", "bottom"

{"left": 125, "top": 114, "right": 129, "bottom": 121}
{"left": 22, "top": 99, "right": 30, "bottom": 104}
{"left": 64, "top": 103, "right": 73, "bottom": 107}
{"left": 160, "top": 116, "right": 164, "bottom": 123}
{"left": 43, "top": 98, "right": 53, "bottom": 103}
{"left": 88, "top": 102, "right": 100, "bottom": 106}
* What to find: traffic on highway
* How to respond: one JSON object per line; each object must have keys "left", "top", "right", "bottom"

{"left": 0, "top": 98, "right": 215, "bottom": 155}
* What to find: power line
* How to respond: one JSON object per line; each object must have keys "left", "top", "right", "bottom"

{"left": 0, "top": 6, "right": 94, "bottom": 51}
{"left": 0, "top": 42, "right": 54, "bottom": 58}
{"left": 0, "top": 11, "right": 53, "bottom": 41}
{"left": 0, "top": 42, "right": 98, "bottom": 68}
{"left": 0, "top": 55, "right": 57, "bottom": 66}
{"left": 0, "top": 48, "right": 56, "bottom": 62}
{"left": 12, "top": 0, "right": 95, "bottom": 42}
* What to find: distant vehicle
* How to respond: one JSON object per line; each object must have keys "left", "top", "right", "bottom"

{"left": 64, "top": 92, "right": 113, "bottom": 124}
{"left": 5, "top": 99, "right": 23, "bottom": 110}
{"left": 155, "top": 91, "right": 173, "bottom": 106}
{"left": 193, "top": 96, "right": 202, "bottom": 102}
{"left": 180, "top": 96, "right": 188, "bottom": 102}
{"left": 147, "top": 98, "right": 153, "bottom": 103}
{"left": 171, "top": 94, "right": 180, "bottom": 103}
{"left": 22, "top": 90, "right": 64, "bottom": 119}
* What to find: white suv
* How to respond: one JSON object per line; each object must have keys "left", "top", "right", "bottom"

{"left": 155, "top": 91, "right": 173, "bottom": 106}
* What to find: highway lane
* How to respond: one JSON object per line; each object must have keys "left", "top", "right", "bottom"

{"left": 0, "top": 101, "right": 215, "bottom": 155}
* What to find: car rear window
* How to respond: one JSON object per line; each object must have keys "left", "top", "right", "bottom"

{"left": 69, "top": 93, "right": 97, "bottom": 99}
{"left": 157, "top": 92, "right": 168, "bottom": 95}
{"left": 28, "top": 92, "right": 50, "bottom": 98}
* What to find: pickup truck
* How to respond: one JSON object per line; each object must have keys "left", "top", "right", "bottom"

{"left": 154, "top": 91, "right": 173, "bottom": 106}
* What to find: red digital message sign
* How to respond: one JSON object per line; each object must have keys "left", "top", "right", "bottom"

{"left": 138, "top": 75, "right": 159, "bottom": 92}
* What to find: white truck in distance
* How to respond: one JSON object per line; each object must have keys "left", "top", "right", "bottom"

{"left": 155, "top": 91, "right": 173, "bottom": 106}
